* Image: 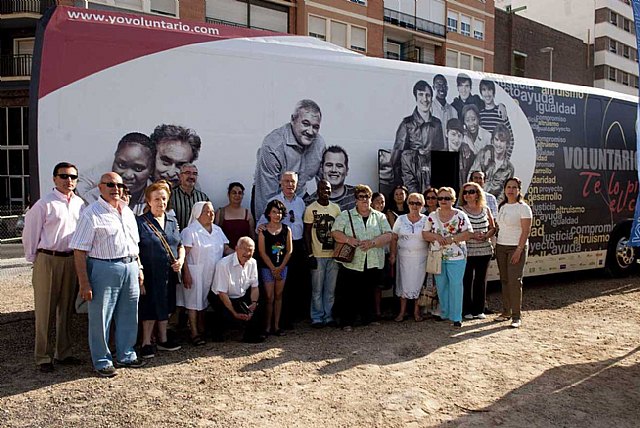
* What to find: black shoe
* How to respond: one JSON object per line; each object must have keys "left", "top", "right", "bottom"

{"left": 325, "top": 320, "right": 338, "bottom": 328}
{"left": 484, "top": 308, "right": 495, "bottom": 315}
{"left": 157, "top": 340, "right": 181, "bottom": 352}
{"left": 311, "top": 322, "right": 324, "bottom": 329}
{"left": 273, "top": 329, "right": 286, "bottom": 337}
{"left": 54, "top": 356, "right": 82, "bottom": 365}
{"left": 243, "top": 334, "right": 266, "bottom": 343}
{"left": 38, "top": 362, "right": 54, "bottom": 373}
{"left": 96, "top": 366, "right": 117, "bottom": 378}
{"left": 453, "top": 321, "right": 462, "bottom": 328}
{"left": 140, "top": 345, "right": 156, "bottom": 359}
{"left": 116, "top": 358, "right": 146, "bottom": 368}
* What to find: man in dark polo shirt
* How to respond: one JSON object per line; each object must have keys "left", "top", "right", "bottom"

{"left": 169, "top": 163, "right": 209, "bottom": 231}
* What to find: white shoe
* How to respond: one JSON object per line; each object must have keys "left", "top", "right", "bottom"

{"left": 510, "top": 319, "right": 521, "bottom": 328}
{"left": 464, "top": 314, "right": 474, "bottom": 320}
{"left": 475, "top": 313, "right": 487, "bottom": 319}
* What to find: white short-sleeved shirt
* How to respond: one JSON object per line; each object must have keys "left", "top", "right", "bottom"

{"left": 211, "top": 252, "right": 259, "bottom": 299}
{"left": 392, "top": 214, "right": 428, "bottom": 256}
{"left": 496, "top": 202, "right": 532, "bottom": 246}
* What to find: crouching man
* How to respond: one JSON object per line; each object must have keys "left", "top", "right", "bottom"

{"left": 209, "top": 237, "right": 266, "bottom": 343}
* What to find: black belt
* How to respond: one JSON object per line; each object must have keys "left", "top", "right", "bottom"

{"left": 38, "top": 249, "right": 74, "bottom": 257}
{"left": 89, "top": 255, "right": 138, "bottom": 264}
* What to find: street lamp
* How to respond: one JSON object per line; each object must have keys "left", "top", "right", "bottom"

{"left": 540, "top": 46, "right": 554, "bottom": 81}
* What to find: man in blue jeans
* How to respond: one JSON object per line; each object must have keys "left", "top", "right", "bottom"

{"left": 303, "top": 179, "right": 341, "bottom": 327}
{"left": 72, "top": 172, "right": 145, "bottom": 377}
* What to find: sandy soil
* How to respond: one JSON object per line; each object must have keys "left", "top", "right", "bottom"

{"left": 0, "top": 268, "right": 639, "bottom": 427}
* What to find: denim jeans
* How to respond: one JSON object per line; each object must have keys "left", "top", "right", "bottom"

{"left": 87, "top": 258, "right": 140, "bottom": 370}
{"left": 310, "top": 257, "right": 339, "bottom": 323}
{"left": 435, "top": 258, "right": 467, "bottom": 322}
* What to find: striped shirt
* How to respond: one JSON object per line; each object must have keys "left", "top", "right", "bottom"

{"left": 462, "top": 206, "right": 493, "bottom": 257}
{"left": 169, "top": 186, "right": 210, "bottom": 231}
{"left": 70, "top": 197, "right": 140, "bottom": 259}
{"left": 479, "top": 106, "right": 513, "bottom": 159}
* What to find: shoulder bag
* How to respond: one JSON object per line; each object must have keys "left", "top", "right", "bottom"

{"left": 144, "top": 215, "right": 183, "bottom": 284}
{"left": 425, "top": 213, "right": 443, "bottom": 275}
{"left": 333, "top": 210, "right": 357, "bottom": 263}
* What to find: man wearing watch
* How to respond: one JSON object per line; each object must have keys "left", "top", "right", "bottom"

{"left": 71, "top": 172, "right": 145, "bottom": 377}
{"left": 209, "top": 237, "right": 265, "bottom": 343}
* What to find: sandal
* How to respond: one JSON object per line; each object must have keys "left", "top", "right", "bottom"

{"left": 394, "top": 315, "right": 405, "bottom": 322}
{"left": 414, "top": 315, "right": 424, "bottom": 322}
{"left": 191, "top": 335, "right": 206, "bottom": 346}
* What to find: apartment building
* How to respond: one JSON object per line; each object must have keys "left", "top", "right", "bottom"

{"left": 495, "top": 0, "right": 638, "bottom": 95}
{"left": 445, "top": 0, "right": 495, "bottom": 72}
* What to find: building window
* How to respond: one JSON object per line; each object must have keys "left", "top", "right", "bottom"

{"left": 385, "top": 41, "right": 401, "bottom": 60}
{"left": 609, "top": 11, "right": 617, "bottom": 26}
{"left": 623, "top": 45, "right": 631, "bottom": 59}
{"left": 90, "top": 0, "right": 178, "bottom": 17}
{"left": 447, "top": 11, "right": 458, "bottom": 33}
{"left": 624, "top": 18, "right": 630, "bottom": 32}
{"left": 446, "top": 49, "right": 458, "bottom": 67}
{"left": 608, "top": 67, "right": 617, "bottom": 81}
{"left": 459, "top": 52, "right": 471, "bottom": 69}
{"left": 473, "top": 57, "right": 484, "bottom": 71}
{"left": 622, "top": 71, "right": 629, "bottom": 86}
{"left": 513, "top": 51, "right": 526, "bottom": 77}
{"left": 308, "top": 15, "right": 367, "bottom": 53}
{"left": 0, "top": 107, "right": 29, "bottom": 210}
{"left": 206, "top": 0, "right": 288, "bottom": 32}
{"left": 308, "top": 15, "right": 326, "bottom": 40}
{"left": 634, "top": 75, "right": 639, "bottom": 88}
{"left": 473, "top": 19, "right": 484, "bottom": 40}
{"left": 447, "top": 48, "right": 484, "bottom": 71}
{"left": 460, "top": 15, "right": 471, "bottom": 37}
{"left": 609, "top": 39, "right": 617, "bottom": 53}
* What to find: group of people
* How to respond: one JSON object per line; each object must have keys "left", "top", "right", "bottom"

{"left": 23, "top": 156, "right": 531, "bottom": 378}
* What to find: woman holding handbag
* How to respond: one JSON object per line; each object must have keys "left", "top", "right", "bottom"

{"left": 136, "top": 181, "right": 185, "bottom": 358}
{"left": 422, "top": 187, "right": 473, "bottom": 328}
{"left": 389, "top": 192, "right": 428, "bottom": 322}
{"left": 331, "top": 184, "right": 392, "bottom": 331}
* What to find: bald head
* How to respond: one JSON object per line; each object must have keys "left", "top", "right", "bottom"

{"left": 235, "top": 236, "right": 255, "bottom": 265}
{"left": 98, "top": 172, "right": 124, "bottom": 207}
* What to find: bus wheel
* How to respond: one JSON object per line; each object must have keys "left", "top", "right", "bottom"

{"left": 606, "top": 225, "right": 637, "bottom": 277}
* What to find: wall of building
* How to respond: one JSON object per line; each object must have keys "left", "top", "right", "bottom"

{"left": 445, "top": 0, "right": 495, "bottom": 72}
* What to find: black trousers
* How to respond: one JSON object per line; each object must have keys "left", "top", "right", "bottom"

{"left": 209, "top": 292, "right": 263, "bottom": 340}
{"left": 280, "top": 239, "right": 311, "bottom": 326}
{"left": 336, "top": 265, "right": 381, "bottom": 327}
{"left": 462, "top": 255, "right": 491, "bottom": 316}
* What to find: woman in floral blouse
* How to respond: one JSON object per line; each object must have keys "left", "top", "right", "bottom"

{"left": 422, "top": 187, "right": 473, "bottom": 328}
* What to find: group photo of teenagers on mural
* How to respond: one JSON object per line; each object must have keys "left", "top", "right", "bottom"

{"left": 24, "top": 73, "right": 532, "bottom": 378}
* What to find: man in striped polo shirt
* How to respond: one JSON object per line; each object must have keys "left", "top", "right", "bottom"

{"left": 169, "top": 163, "right": 209, "bottom": 231}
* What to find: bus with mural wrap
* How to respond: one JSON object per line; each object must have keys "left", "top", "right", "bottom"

{"left": 30, "top": 6, "right": 639, "bottom": 279}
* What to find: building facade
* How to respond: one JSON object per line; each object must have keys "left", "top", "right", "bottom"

{"left": 495, "top": 0, "right": 638, "bottom": 95}
{"left": 445, "top": 0, "right": 495, "bottom": 72}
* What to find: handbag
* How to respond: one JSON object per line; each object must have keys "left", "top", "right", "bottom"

{"left": 144, "top": 215, "right": 183, "bottom": 284}
{"left": 417, "top": 276, "right": 438, "bottom": 307}
{"left": 333, "top": 210, "right": 357, "bottom": 263}
{"left": 426, "top": 248, "right": 443, "bottom": 274}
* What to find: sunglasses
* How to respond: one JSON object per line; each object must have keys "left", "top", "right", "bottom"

{"left": 462, "top": 189, "right": 477, "bottom": 195}
{"left": 437, "top": 196, "right": 453, "bottom": 201}
{"left": 425, "top": 196, "right": 437, "bottom": 201}
{"left": 56, "top": 174, "right": 78, "bottom": 180}
{"left": 289, "top": 210, "right": 295, "bottom": 223}
{"left": 356, "top": 194, "right": 371, "bottom": 200}
{"left": 408, "top": 201, "right": 422, "bottom": 206}
{"left": 101, "top": 182, "right": 126, "bottom": 189}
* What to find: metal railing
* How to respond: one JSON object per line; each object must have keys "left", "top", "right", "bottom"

{"left": 0, "top": 0, "right": 56, "bottom": 14}
{"left": 0, "top": 54, "right": 32, "bottom": 77}
{"left": 383, "top": 8, "right": 446, "bottom": 37}
{"left": 205, "top": 17, "right": 277, "bottom": 33}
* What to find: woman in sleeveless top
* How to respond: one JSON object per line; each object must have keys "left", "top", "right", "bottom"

{"left": 215, "top": 182, "right": 255, "bottom": 249}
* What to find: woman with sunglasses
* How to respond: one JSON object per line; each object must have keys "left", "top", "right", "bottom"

{"left": 459, "top": 182, "right": 495, "bottom": 320}
{"left": 385, "top": 185, "right": 409, "bottom": 229}
{"left": 215, "top": 182, "right": 256, "bottom": 249}
{"left": 495, "top": 177, "right": 532, "bottom": 329}
{"left": 332, "top": 185, "right": 392, "bottom": 331}
{"left": 390, "top": 193, "right": 428, "bottom": 322}
{"left": 422, "top": 187, "right": 473, "bottom": 328}
{"left": 422, "top": 187, "right": 438, "bottom": 214}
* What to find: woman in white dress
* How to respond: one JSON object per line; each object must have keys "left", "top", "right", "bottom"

{"left": 390, "top": 192, "right": 429, "bottom": 322}
{"left": 179, "top": 201, "right": 232, "bottom": 345}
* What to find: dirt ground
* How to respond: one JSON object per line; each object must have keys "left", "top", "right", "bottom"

{"left": 0, "top": 268, "right": 639, "bottom": 428}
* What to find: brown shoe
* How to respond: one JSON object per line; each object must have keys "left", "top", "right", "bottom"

{"left": 39, "top": 362, "right": 54, "bottom": 373}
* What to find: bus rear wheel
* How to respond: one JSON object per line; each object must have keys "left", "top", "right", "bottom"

{"left": 606, "top": 224, "right": 638, "bottom": 277}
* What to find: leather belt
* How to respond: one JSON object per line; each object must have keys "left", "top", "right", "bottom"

{"left": 89, "top": 255, "right": 138, "bottom": 264}
{"left": 38, "top": 249, "right": 74, "bottom": 257}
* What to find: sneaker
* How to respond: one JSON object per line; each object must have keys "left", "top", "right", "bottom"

{"left": 464, "top": 314, "right": 474, "bottom": 320}
{"left": 116, "top": 358, "right": 146, "bottom": 368}
{"left": 157, "top": 340, "right": 181, "bottom": 352}
{"left": 453, "top": 321, "right": 462, "bottom": 328}
{"left": 38, "top": 362, "right": 54, "bottom": 373}
{"left": 510, "top": 319, "right": 522, "bottom": 329}
{"left": 475, "top": 313, "right": 487, "bottom": 320}
{"left": 140, "top": 344, "right": 156, "bottom": 359}
{"left": 96, "top": 366, "right": 117, "bottom": 378}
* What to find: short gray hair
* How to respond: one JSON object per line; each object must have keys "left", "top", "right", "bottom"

{"left": 237, "top": 236, "right": 255, "bottom": 249}
{"left": 180, "top": 163, "right": 198, "bottom": 173}
{"left": 292, "top": 99, "right": 321, "bottom": 119}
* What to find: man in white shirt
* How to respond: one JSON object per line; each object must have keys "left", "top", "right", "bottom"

{"left": 71, "top": 172, "right": 145, "bottom": 377}
{"left": 210, "top": 237, "right": 264, "bottom": 343}
{"left": 23, "top": 162, "right": 85, "bottom": 372}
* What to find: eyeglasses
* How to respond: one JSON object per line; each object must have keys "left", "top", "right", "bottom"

{"left": 356, "top": 194, "right": 371, "bottom": 200}
{"left": 408, "top": 201, "right": 422, "bottom": 206}
{"left": 101, "top": 182, "right": 126, "bottom": 189}
{"left": 437, "top": 196, "right": 453, "bottom": 201}
{"left": 56, "top": 174, "right": 78, "bottom": 180}
{"left": 462, "top": 189, "right": 477, "bottom": 195}
{"left": 425, "top": 196, "right": 437, "bottom": 201}
{"left": 289, "top": 210, "right": 295, "bottom": 223}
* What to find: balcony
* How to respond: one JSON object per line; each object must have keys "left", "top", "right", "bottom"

{"left": 205, "top": 17, "right": 277, "bottom": 33}
{"left": 383, "top": 8, "right": 445, "bottom": 38}
{"left": 0, "top": 54, "right": 32, "bottom": 80}
{"left": 0, "top": 0, "right": 55, "bottom": 15}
